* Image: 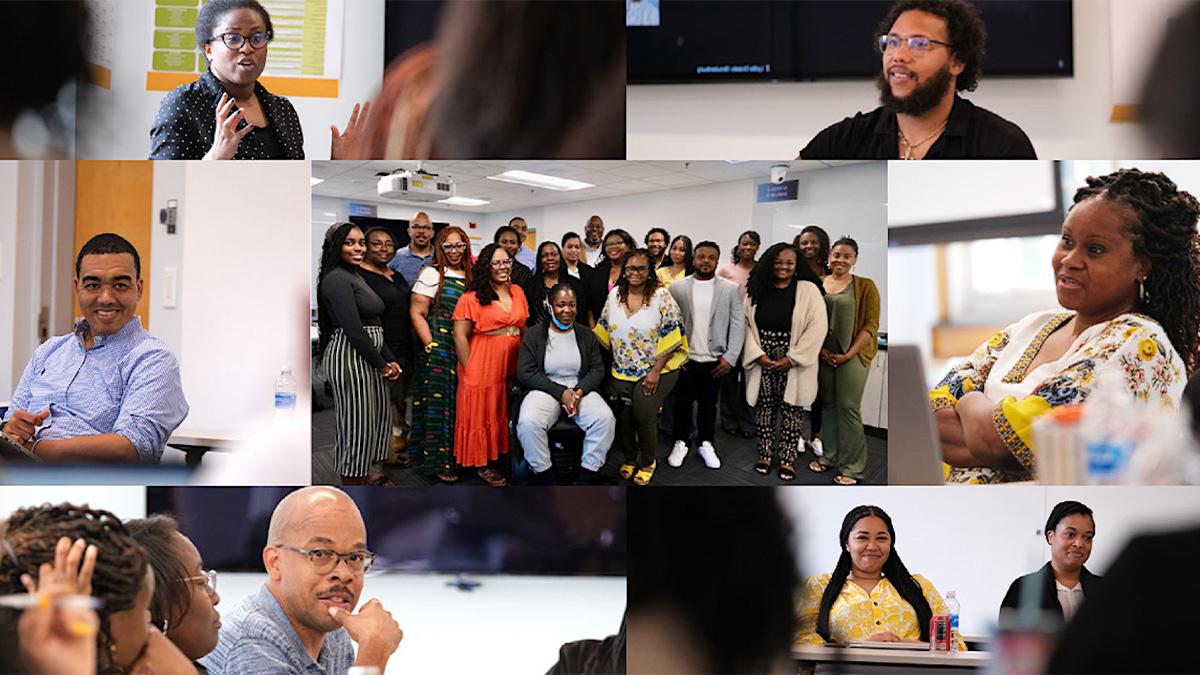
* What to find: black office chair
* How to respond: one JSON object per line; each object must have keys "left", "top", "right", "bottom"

{"left": 509, "top": 387, "right": 585, "bottom": 485}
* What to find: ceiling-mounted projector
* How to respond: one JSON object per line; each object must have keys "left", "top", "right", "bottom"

{"left": 378, "top": 170, "right": 455, "bottom": 202}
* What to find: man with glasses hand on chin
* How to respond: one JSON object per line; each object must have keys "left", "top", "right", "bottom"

{"left": 800, "top": 0, "right": 1035, "bottom": 160}
{"left": 202, "top": 487, "right": 403, "bottom": 675}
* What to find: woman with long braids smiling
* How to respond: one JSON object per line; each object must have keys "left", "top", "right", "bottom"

{"left": 795, "top": 505, "right": 964, "bottom": 650}
{"left": 930, "top": 168, "right": 1199, "bottom": 483}
{"left": 452, "top": 243, "right": 529, "bottom": 486}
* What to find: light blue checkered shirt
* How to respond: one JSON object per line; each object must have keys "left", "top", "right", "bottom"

{"left": 1, "top": 316, "right": 188, "bottom": 462}
{"left": 201, "top": 583, "right": 355, "bottom": 675}
{"left": 387, "top": 246, "right": 433, "bottom": 288}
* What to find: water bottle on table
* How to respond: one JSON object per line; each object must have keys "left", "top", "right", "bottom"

{"left": 274, "top": 366, "right": 297, "bottom": 418}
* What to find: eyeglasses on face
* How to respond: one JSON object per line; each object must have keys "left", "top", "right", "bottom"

{"left": 179, "top": 569, "right": 219, "bottom": 597}
{"left": 210, "top": 31, "right": 272, "bottom": 50}
{"left": 441, "top": 243, "right": 468, "bottom": 251}
{"left": 490, "top": 259, "right": 514, "bottom": 268}
{"left": 277, "top": 545, "right": 376, "bottom": 574}
{"left": 624, "top": 265, "right": 649, "bottom": 274}
{"left": 877, "top": 34, "right": 953, "bottom": 55}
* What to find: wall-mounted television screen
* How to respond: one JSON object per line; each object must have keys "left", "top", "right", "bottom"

{"left": 628, "top": 0, "right": 1072, "bottom": 84}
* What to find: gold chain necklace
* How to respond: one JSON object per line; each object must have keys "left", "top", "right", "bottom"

{"left": 898, "top": 120, "right": 948, "bottom": 160}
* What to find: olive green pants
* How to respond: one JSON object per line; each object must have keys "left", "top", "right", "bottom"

{"left": 817, "top": 356, "right": 870, "bottom": 479}
{"left": 605, "top": 370, "right": 680, "bottom": 468}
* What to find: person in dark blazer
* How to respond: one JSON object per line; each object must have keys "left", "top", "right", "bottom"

{"left": 1000, "top": 501, "right": 1101, "bottom": 626}
{"left": 583, "top": 229, "right": 637, "bottom": 327}
{"left": 516, "top": 283, "right": 615, "bottom": 485}
{"left": 1047, "top": 523, "right": 1199, "bottom": 674}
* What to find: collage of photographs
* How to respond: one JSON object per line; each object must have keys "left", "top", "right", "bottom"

{"left": 0, "top": 0, "right": 1198, "bottom": 674}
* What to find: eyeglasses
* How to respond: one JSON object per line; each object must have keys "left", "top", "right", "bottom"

{"left": 490, "top": 259, "right": 514, "bottom": 268}
{"left": 624, "top": 265, "right": 649, "bottom": 274}
{"left": 179, "top": 570, "right": 218, "bottom": 597}
{"left": 410, "top": 224, "right": 434, "bottom": 231}
{"left": 604, "top": 242, "right": 626, "bottom": 249}
{"left": 441, "top": 243, "right": 468, "bottom": 251}
{"left": 878, "top": 34, "right": 953, "bottom": 55}
{"left": 277, "top": 545, "right": 376, "bottom": 574}
{"left": 209, "top": 31, "right": 272, "bottom": 50}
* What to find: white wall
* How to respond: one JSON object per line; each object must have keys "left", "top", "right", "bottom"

{"left": 80, "top": 1, "right": 385, "bottom": 160}
{"left": 150, "top": 162, "right": 312, "bottom": 451}
{"left": 0, "top": 162, "right": 20, "bottom": 397}
{"left": 782, "top": 486, "right": 1200, "bottom": 639}
{"left": 627, "top": 0, "right": 1155, "bottom": 160}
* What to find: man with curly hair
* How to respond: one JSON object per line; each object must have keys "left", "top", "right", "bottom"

{"left": 800, "top": 0, "right": 1036, "bottom": 160}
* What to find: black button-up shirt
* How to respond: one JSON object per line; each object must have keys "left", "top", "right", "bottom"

{"left": 149, "top": 69, "right": 305, "bottom": 159}
{"left": 799, "top": 95, "right": 1037, "bottom": 159}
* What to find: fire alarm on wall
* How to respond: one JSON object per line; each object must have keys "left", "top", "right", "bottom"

{"left": 469, "top": 222, "right": 477, "bottom": 229}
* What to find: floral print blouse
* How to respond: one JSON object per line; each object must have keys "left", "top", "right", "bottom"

{"left": 594, "top": 286, "right": 688, "bottom": 381}
{"left": 929, "top": 310, "right": 1186, "bottom": 484}
{"left": 795, "top": 573, "right": 966, "bottom": 650}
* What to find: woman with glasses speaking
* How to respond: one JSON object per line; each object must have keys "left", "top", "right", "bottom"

{"left": 150, "top": 0, "right": 366, "bottom": 159}
{"left": 452, "top": 244, "right": 530, "bottom": 486}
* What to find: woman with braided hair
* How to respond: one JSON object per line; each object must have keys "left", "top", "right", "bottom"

{"left": 0, "top": 503, "right": 193, "bottom": 673}
{"left": 930, "top": 168, "right": 1198, "bottom": 483}
{"left": 795, "top": 505, "right": 964, "bottom": 649}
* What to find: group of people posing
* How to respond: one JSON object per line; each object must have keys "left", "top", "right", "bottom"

{"left": 315, "top": 212, "right": 881, "bottom": 486}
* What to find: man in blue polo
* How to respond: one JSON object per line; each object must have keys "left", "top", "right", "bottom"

{"left": 387, "top": 211, "right": 435, "bottom": 287}
{"left": 0, "top": 233, "right": 188, "bottom": 462}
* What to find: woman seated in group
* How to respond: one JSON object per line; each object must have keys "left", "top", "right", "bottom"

{"left": 930, "top": 169, "right": 1198, "bottom": 483}
{"left": 560, "top": 232, "right": 593, "bottom": 279}
{"left": 656, "top": 234, "right": 694, "bottom": 287}
{"left": 316, "top": 223, "right": 400, "bottom": 486}
{"left": 452, "top": 243, "right": 529, "bottom": 486}
{"left": 0, "top": 504, "right": 195, "bottom": 673}
{"left": 742, "top": 243, "right": 827, "bottom": 481}
{"left": 410, "top": 226, "right": 473, "bottom": 483}
{"left": 795, "top": 505, "right": 965, "bottom": 650}
{"left": 150, "top": 0, "right": 364, "bottom": 159}
{"left": 128, "top": 515, "right": 222, "bottom": 673}
{"left": 1000, "top": 501, "right": 1100, "bottom": 627}
{"left": 595, "top": 249, "right": 687, "bottom": 486}
{"left": 522, "top": 241, "right": 588, "bottom": 327}
{"left": 516, "top": 283, "right": 615, "bottom": 485}
{"left": 584, "top": 229, "right": 637, "bottom": 327}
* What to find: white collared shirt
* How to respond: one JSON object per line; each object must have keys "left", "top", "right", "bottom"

{"left": 1055, "top": 579, "right": 1085, "bottom": 621}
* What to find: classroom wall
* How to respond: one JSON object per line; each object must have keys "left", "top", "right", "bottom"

{"left": 80, "top": 1, "right": 385, "bottom": 160}
{"left": 148, "top": 161, "right": 312, "bottom": 437}
{"left": 627, "top": 0, "right": 1156, "bottom": 160}
{"left": 782, "top": 486, "right": 1200, "bottom": 638}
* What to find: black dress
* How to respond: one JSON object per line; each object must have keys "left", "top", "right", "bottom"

{"left": 521, "top": 273, "right": 589, "bottom": 327}
{"left": 150, "top": 69, "right": 305, "bottom": 159}
{"left": 357, "top": 267, "right": 413, "bottom": 363}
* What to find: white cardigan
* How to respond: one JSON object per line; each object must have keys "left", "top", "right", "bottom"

{"left": 742, "top": 281, "right": 828, "bottom": 408}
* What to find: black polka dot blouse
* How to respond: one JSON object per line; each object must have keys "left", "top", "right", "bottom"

{"left": 149, "top": 69, "right": 305, "bottom": 160}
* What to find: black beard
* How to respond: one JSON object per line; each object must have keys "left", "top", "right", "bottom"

{"left": 876, "top": 62, "right": 954, "bottom": 117}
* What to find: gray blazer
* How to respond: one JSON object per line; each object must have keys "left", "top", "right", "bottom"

{"left": 669, "top": 275, "right": 745, "bottom": 363}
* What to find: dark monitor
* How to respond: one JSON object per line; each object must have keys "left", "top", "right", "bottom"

{"left": 628, "top": 0, "right": 1073, "bottom": 83}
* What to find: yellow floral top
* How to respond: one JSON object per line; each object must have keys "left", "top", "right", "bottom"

{"left": 929, "top": 310, "right": 1185, "bottom": 483}
{"left": 594, "top": 286, "right": 688, "bottom": 381}
{"left": 656, "top": 266, "right": 687, "bottom": 287}
{"left": 795, "top": 573, "right": 966, "bottom": 650}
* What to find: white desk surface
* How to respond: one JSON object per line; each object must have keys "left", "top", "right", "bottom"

{"left": 167, "top": 428, "right": 247, "bottom": 448}
{"left": 793, "top": 645, "right": 990, "bottom": 667}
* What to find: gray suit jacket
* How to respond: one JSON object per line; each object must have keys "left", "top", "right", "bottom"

{"left": 669, "top": 275, "right": 745, "bottom": 363}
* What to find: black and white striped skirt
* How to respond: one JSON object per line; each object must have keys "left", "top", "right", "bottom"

{"left": 322, "top": 327, "right": 391, "bottom": 477}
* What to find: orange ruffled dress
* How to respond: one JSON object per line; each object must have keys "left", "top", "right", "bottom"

{"left": 452, "top": 285, "right": 529, "bottom": 467}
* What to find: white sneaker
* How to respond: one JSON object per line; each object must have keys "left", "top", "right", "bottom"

{"left": 698, "top": 441, "right": 721, "bottom": 469}
{"left": 809, "top": 437, "right": 824, "bottom": 457}
{"left": 668, "top": 440, "right": 689, "bottom": 467}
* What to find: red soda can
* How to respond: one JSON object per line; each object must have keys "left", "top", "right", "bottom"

{"left": 929, "top": 615, "right": 952, "bottom": 652}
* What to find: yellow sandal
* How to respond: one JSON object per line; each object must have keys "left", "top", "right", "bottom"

{"left": 619, "top": 463, "right": 636, "bottom": 480}
{"left": 633, "top": 461, "right": 657, "bottom": 486}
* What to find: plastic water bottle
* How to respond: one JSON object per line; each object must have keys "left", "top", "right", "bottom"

{"left": 1080, "top": 369, "right": 1141, "bottom": 483}
{"left": 945, "top": 591, "right": 960, "bottom": 652}
{"left": 274, "top": 366, "right": 297, "bottom": 418}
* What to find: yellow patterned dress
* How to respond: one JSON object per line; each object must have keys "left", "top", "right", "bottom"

{"left": 928, "top": 310, "right": 1185, "bottom": 484}
{"left": 795, "top": 573, "right": 967, "bottom": 650}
